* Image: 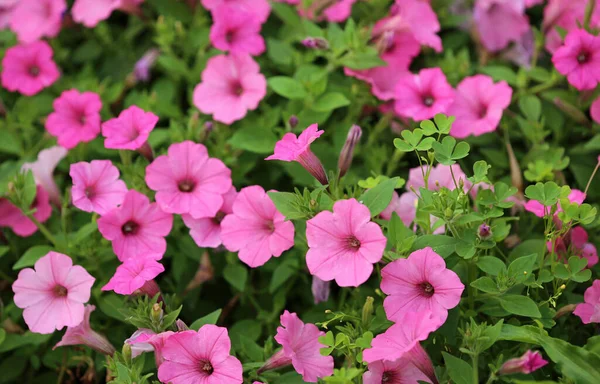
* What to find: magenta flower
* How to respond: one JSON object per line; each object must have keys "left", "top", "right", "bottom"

{"left": 158, "top": 326, "right": 243, "bottom": 384}
{"left": 12, "top": 252, "right": 95, "bottom": 334}
{"left": 145, "top": 141, "right": 232, "bottom": 219}
{"left": 543, "top": 0, "right": 600, "bottom": 53}
{"left": 193, "top": 54, "right": 266, "bottom": 124}
{"left": 266, "top": 124, "right": 328, "bottom": 185}
{"left": 22, "top": 146, "right": 68, "bottom": 207}
{"left": 53, "top": 305, "right": 115, "bottom": 355}
{"left": 448, "top": 75, "right": 512, "bottom": 138}
{"left": 394, "top": 67, "right": 454, "bottom": 121}
{"left": 70, "top": 160, "right": 128, "bottom": 215}
{"left": 407, "top": 164, "right": 471, "bottom": 193}
{"left": 549, "top": 226, "right": 598, "bottom": 268}
{"left": 552, "top": 29, "right": 600, "bottom": 91}
{"left": 201, "top": 0, "right": 270, "bottom": 23}
{"left": 97, "top": 190, "right": 173, "bottom": 261}
{"left": 306, "top": 198, "right": 387, "bottom": 287}
{"left": 9, "top": 0, "right": 65, "bottom": 43}
{"left": 46, "top": 89, "right": 103, "bottom": 150}
{"left": 499, "top": 350, "right": 548, "bottom": 375}
{"left": 524, "top": 188, "right": 586, "bottom": 217}
{"left": 126, "top": 329, "right": 174, "bottom": 366}
{"left": 591, "top": 96, "right": 600, "bottom": 124}
{"left": 574, "top": 280, "right": 600, "bottom": 323}
{"left": 363, "top": 356, "right": 430, "bottom": 384}
{"left": 72, "top": 0, "right": 144, "bottom": 28}
{"left": 102, "top": 105, "right": 158, "bottom": 150}
{"left": 0, "top": 185, "right": 52, "bottom": 237}
{"left": 1, "top": 41, "right": 60, "bottom": 96}
{"left": 474, "top": 0, "right": 530, "bottom": 52}
{"left": 221, "top": 186, "right": 295, "bottom": 267}
{"left": 260, "top": 311, "right": 333, "bottom": 382}
{"left": 381, "top": 247, "right": 464, "bottom": 325}
{"left": 102, "top": 257, "right": 164, "bottom": 295}
{"left": 183, "top": 187, "right": 237, "bottom": 248}
{"left": 323, "top": 0, "right": 356, "bottom": 22}
{"left": 210, "top": 5, "right": 265, "bottom": 56}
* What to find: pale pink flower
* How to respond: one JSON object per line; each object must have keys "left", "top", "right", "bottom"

{"left": 102, "top": 105, "right": 158, "bottom": 150}
{"left": 0, "top": 185, "right": 52, "bottom": 237}
{"left": 97, "top": 190, "right": 173, "bottom": 261}
{"left": 102, "top": 257, "right": 164, "bottom": 295}
{"left": 407, "top": 164, "right": 471, "bottom": 192}
{"left": 45, "top": 89, "right": 103, "bottom": 150}
{"left": 394, "top": 68, "right": 454, "bottom": 120}
{"left": 72, "top": 0, "right": 144, "bottom": 27}
{"left": 524, "top": 188, "right": 586, "bottom": 217}
{"left": 183, "top": 187, "right": 237, "bottom": 248}
{"left": 193, "top": 54, "right": 266, "bottom": 124}
{"left": 221, "top": 186, "right": 295, "bottom": 267}
{"left": 543, "top": 0, "right": 600, "bottom": 53}
{"left": 145, "top": 141, "right": 232, "bottom": 219}
{"left": 266, "top": 124, "right": 328, "bottom": 185}
{"left": 448, "top": 75, "right": 512, "bottom": 138}
{"left": 12, "top": 252, "right": 95, "bottom": 334}
{"left": 260, "top": 311, "right": 333, "bottom": 382}
{"left": 499, "top": 350, "right": 548, "bottom": 375}
{"left": 381, "top": 247, "right": 464, "bottom": 325}
{"left": 158, "top": 326, "right": 243, "bottom": 384}
{"left": 210, "top": 5, "right": 265, "bottom": 56}
{"left": 126, "top": 329, "right": 174, "bottom": 366}
{"left": 552, "top": 29, "right": 600, "bottom": 91}
{"left": 591, "top": 96, "right": 600, "bottom": 124}
{"left": 1, "top": 41, "right": 60, "bottom": 96}
{"left": 22, "top": 146, "right": 68, "bottom": 207}
{"left": 70, "top": 160, "right": 128, "bottom": 215}
{"left": 201, "top": 0, "right": 270, "bottom": 23}
{"left": 9, "top": 0, "right": 65, "bottom": 43}
{"left": 549, "top": 226, "right": 598, "bottom": 268}
{"left": 306, "top": 198, "right": 387, "bottom": 287}
{"left": 474, "top": 0, "right": 530, "bottom": 52}
{"left": 363, "top": 356, "right": 430, "bottom": 384}
{"left": 574, "top": 280, "right": 600, "bottom": 323}
{"left": 323, "top": 0, "right": 356, "bottom": 22}
{"left": 380, "top": 191, "right": 418, "bottom": 226}
{"left": 53, "top": 305, "right": 116, "bottom": 355}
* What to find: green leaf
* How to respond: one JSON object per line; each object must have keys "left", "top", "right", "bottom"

{"left": 524, "top": 182, "right": 562, "bottom": 208}
{"left": 269, "top": 260, "right": 297, "bottom": 293}
{"left": 359, "top": 177, "right": 398, "bottom": 216}
{"left": 223, "top": 264, "right": 248, "bottom": 292}
{"left": 442, "top": 352, "right": 472, "bottom": 384}
{"left": 229, "top": 125, "right": 278, "bottom": 154}
{"left": 433, "top": 114, "right": 455, "bottom": 134}
{"left": 471, "top": 161, "right": 491, "bottom": 184}
{"left": 12, "top": 245, "right": 53, "bottom": 270}
{"left": 481, "top": 66, "right": 518, "bottom": 85}
{"left": 0, "top": 329, "right": 5, "bottom": 346}
{"left": 519, "top": 95, "right": 542, "bottom": 121}
{"left": 498, "top": 295, "right": 541, "bottom": 318}
{"left": 507, "top": 254, "right": 537, "bottom": 284}
{"left": 480, "top": 320, "right": 504, "bottom": 352}
{"left": 22, "top": 170, "right": 37, "bottom": 209}
{"left": 471, "top": 277, "right": 499, "bottom": 293}
{"left": 477, "top": 256, "right": 507, "bottom": 276}
{"left": 0, "top": 246, "right": 9, "bottom": 259}
{"left": 412, "top": 235, "right": 458, "bottom": 258}
{"left": 190, "top": 309, "right": 222, "bottom": 331}
{"left": 0, "top": 131, "right": 23, "bottom": 155}
{"left": 268, "top": 76, "right": 307, "bottom": 99}
{"left": 338, "top": 52, "right": 386, "bottom": 70}
{"left": 312, "top": 93, "right": 350, "bottom": 112}
{"left": 268, "top": 191, "right": 306, "bottom": 220}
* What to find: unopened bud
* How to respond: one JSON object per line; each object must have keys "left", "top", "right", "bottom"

{"left": 151, "top": 303, "right": 163, "bottom": 323}
{"left": 133, "top": 48, "right": 160, "bottom": 82}
{"left": 302, "top": 37, "right": 329, "bottom": 50}
{"left": 361, "top": 296, "right": 374, "bottom": 326}
{"left": 312, "top": 276, "right": 330, "bottom": 304}
{"left": 478, "top": 223, "right": 492, "bottom": 240}
{"left": 204, "top": 121, "right": 214, "bottom": 133}
{"left": 338, "top": 124, "right": 362, "bottom": 178}
{"left": 560, "top": 284, "right": 566, "bottom": 290}
{"left": 176, "top": 319, "right": 190, "bottom": 331}
{"left": 288, "top": 115, "right": 299, "bottom": 129}
{"left": 122, "top": 343, "right": 132, "bottom": 362}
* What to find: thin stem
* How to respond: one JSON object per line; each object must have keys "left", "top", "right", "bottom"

{"left": 26, "top": 214, "right": 58, "bottom": 247}
{"left": 584, "top": 160, "right": 600, "bottom": 195}
{"left": 449, "top": 164, "right": 460, "bottom": 191}
{"left": 472, "top": 354, "right": 479, "bottom": 384}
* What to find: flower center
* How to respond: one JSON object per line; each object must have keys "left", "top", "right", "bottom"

{"left": 121, "top": 220, "right": 139, "bottom": 235}
{"left": 578, "top": 52, "right": 589, "bottom": 63}
{"left": 213, "top": 211, "right": 226, "bottom": 224}
{"left": 477, "top": 104, "right": 488, "bottom": 119}
{"left": 53, "top": 284, "right": 68, "bottom": 297}
{"left": 419, "top": 281, "right": 435, "bottom": 298}
{"left": 79, "top": 114, "right": 87, "bottom": 125}
{"left": 423, "top": 96, "right": 435, "bottom": 107}
{"left": 347, "top": 236, "right": 361, "bottom": 250}
{"left": 230, "top": 81, "right": 244, "bottom": 96}
{"left": 178, "top": 180, "right": 196, "bottom": 193}
{"left": 84, "top": 186, "right": 95, "bottom": 199}
{"left": 225, "top": 30, "right": 235, "bottom": 43}
{"left": 264, "top": 220, "right": 275, "bottom": 233}
{"left": 29, "top": 66, "right": 40, "bottom": 77}
{"left": 200, "top": 360, "right": 213, "bottom": 375}
{"left": 382, "top": 371, "right": 394, "bottom": 382}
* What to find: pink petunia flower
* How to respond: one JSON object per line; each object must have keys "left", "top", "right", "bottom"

{"left": 363, "top": 356, "right": 430, "bottom": 384}
{"left": 260, "top": 311, "right": 333, "bottom": 382}
{"left": 1, "top": 41, "right": 60, "bottom": 96}
{"left": 499, "top": 350, "right": 548, "bottom": 375}
{"left": 72, "top": 0, "right": 144, "bottom": 28}
{"left": 474, "top": 0, "right": 530, "bottom": 52}
{"left": 524, "top": 188, "right": 586, "bottom": 217}
{"left": 9, "top": 0, "right": 65, "bottom": 43}
{"left": 591, "top": 96, "right": 600, "bottom": 124}
{"left": 394, "top": 67, "right": 454, "bottom": 121}
{"left": 552, "top": 29, "right": 600, "bottom": 91}
{"left": 0, "top": 185, "right": 52, "bottom": 237}
{"left": 145, "top": 141, "right": 232, "bottom": 219}
{"left": 157, "top": 326, "right": 243, "bottom": 384}
{"left": 22, "top": 146, "right": 68, "bottom": 207}
{"left": 193, "top": 54, "right": 266, "bottom": 124}
{"left": 102, "top": 105, "right": 158, "bottom": 150}
{"left": 221, "top": 186, "right": 295, "bottom": 267}
{"left": 53, "top": 305, "right": 116, "bottom": 355}
{"left": 266, "top": 124, "right": 328, "bottom": 185}
{"left": 201, "top": 0, "right": 270, "bottom": 23}
{"left": 45, "top": 89, "right": 103, "bottom": 150}
{"left": 102, "top": 257, "right": 164, "bottom": 295}
{"left": 126, "top": 328, "right": 174, "bottom": 366}
{"left": 543, "top": 0, "right": 600, "bottom": 53}
{"left": 306, "top": 198, "right": 387, "bottom": 287}
{"left": 574, "top": 279, "right": 600, "bottom": 323}
{"left": 183, "top": 187, "right": 237, "bottom": 248}
{"left": 448, "top": 75, "right": 512, "bottom": 138}
{"left": 381, "top": 247, "right": 464, "bottom": 325}
{"left": 209, "top": 5, "right": 265, "bottom": 56}
{"left": 549, "top": 226, "right": 598, "bottom": 268}
{"left": 70, "top": 160, "right": 128, "bottom": 215}
{"left": 97, "top": 190, "right": 173, "bottom": 261}
{"left": 380, "top": 191, "right": 418, "bottom": 225}
{"left": 407, "top": 164, "right": 471, "bottom": 193}
{"left": 323, "top": 0, "right": 356, "bottom": 22}
{"left": 12, "top": 252, "right": 95, "bottom": 334}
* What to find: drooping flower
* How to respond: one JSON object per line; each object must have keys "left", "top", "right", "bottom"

{"left": 183, "top": 187, "right": 237, "bottom": 248}
{"left": 448, "top": 75, "right": 512, "bottom": 138}
{"left": 193, "top": 54, "right": 267, "bottom": 124}
{"left": 312, "top": 276, "right": 330, "bottom": 304}
{"left": 102, "top": 257, "right": 165, "bottom": 295}
{"left": 0, "top": 185, "right": 52, "bottom": 237}
{"left": 45, "top": 89, "right": 103, "bottom": 150}
{"left": 158, "top": 326, "right": 243, "bottom": 384}
{"left": 306, "top": 198, "right": 387, "bottom": 287}
{"left": 474, "top": 0, "right": 530, "bottom": 52}
{"left": 72, "top": 0, "right": 144, "bottom": 27}
{"left": 524, "top": 188, "right": 586, "bottom": 217}
{"left": 201, "top": 0, "right": 270, "bottom": 23}
{"left": 53, "top": 305, "right": 116, "bottom": 355}
{"left": 394, "top": 67, "right": 455, "bottom": 121}
{"left": 9, "top": 0, "right": 65, "bottom": 43}
{"left": 12, "top": 252, "right": 95, "bottom": 334}
{"left": 549, "top": 226, "right": 598, "bottom": 268}
{"left": 97, "top": 190, "right": 173, "bottom": 261}
{"left": 543, "top": 0, "right": 600, "bottom": 53}
{"left": 102, "top": 105, "right": 159, "bottom": 150}
{"left": 574, "top": 279, "right": 600, "bottom": 323}
{"left": 498, "top": 350, "right": 548, "bottom": 375}
{"left": 145, "top": 141, "right": 232, "bottom": 219}
{"left": 209, "top": 5, "right": 265, "bottom": 56}
{"left": 552, "top": 29, "right": 600, "bottom": 91}
{"left": 70, "top": 160, "right": 128, "bottom": 215}
{"left": 22, "top": 146, "right": 68, "bottom": 207}
{"left": 260, "top": 311, "right": 333, "bottom": 382}
{"left": 266, "top": 124, "right": 328, "bottom": 185}
{"left": 127, "top": 329, "right": 174, "bottom": 366}
{"left": 221, "top": 186, "right": 295, "bottom": 267}
{"left": 1, "top": 41, "right": 60, "bottom": 96}
{"left": 134, "top": 48, "right": 160, "bottom": 82}
{"left": 363, "top": 356, "right": 431, "bottom": 384}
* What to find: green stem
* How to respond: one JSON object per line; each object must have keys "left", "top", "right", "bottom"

{"left": 27, "top": 214, "right": 58, "bottom": 247}
{"left": 584, "top": 160, "right": 600, "bottom": 195}
{"left": 472, "top": 354, "right": 479, "bottom": 384}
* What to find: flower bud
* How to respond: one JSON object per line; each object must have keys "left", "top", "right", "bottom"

{"left": 288, "top": 115, "right": 299, "bottom": 129}
{"left": 302, "top": 37, "right": 330, "bottom": 50}
{"left": 498, "top": 350, "right": 548, "bottom": 375}
{"left": 134, "top": 48, "right": 160, "bottom": 82}
{"left": 312, "top": 276, "right": 330, "bottom": 304}
{"left": 122, "top": 343, "right": 132, "bottom": 362}
{"left": 478, "top": 223, "right": 492, "bottom": 240}
{"left": 361, "top": 296, "right": 374, "bottom": 326}
{"left": 204, "top": 121, "right": 214, "bottom": 133}
{"left": 176, "top": 319, "right": 190, "bottom": 331}
{"left": 338, "top": 124, "right": 362, "bottom": 178}
{"left": 151, "top": 303, "right": 164, "bottom": 323}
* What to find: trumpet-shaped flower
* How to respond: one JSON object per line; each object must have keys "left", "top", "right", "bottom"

{"left": 102, "top": 105, "right": 159, "bottom": 150}
{"left": 70, "top": 160, "right": 128, "bottom": 215}
{"left": 1, "top": 41, "right": 60, "bottom": 96}
{"left": 574, "top": 280, "right": 600, "bottom": 323}
{"left": 209, "top": 5, "right": 265, "bottom": 56}
{"left": 54, "top": 305, "right": 115, "bottom": 355}
{"left": 552, "top": 29, "right": 600, "bottom": 91}
{"left": 22, "top": 146, "right": 68, "bottom": 207}
{"left": 9, "top": 0, "right": 65, "bottom": 43}
{"left": 102, "top": 257, "right": 165, "bottom": 295}
{"left": 183, "top": 187, "right": 237, "bottom": 248}
{"left": 394, "top": 67, "right": 454, "bottom": 121}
